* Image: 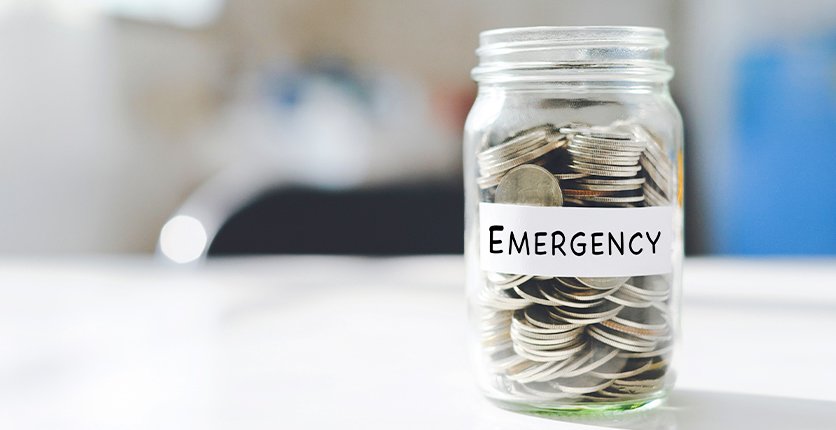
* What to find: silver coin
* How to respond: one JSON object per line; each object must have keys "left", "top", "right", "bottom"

{"left": 554, "top": 172, "right": 588, "bottom": 180}
{"left": 537, "top": 286, "right": 607, "bottom": 308}
{"left": 569, "top": 139, "right": 640, "bottom": 151}
{"left": 571, "top": 134, "right": 646, "bottom": 150}
{"left": 536, "top": 347, "right": 597, "bottom": 381}
{"left": 552, "top": 300, "right": 623, "bottom": 318}
{"left": 570, "top": 160, "right": 642, "bottom": 173}
{"left": 579, "top": 177, "right": 646, "bottom": 186}
{"left": 588, "top": 327, "right": 656, "bottom": 353}
{"left": 640, "top": 156, "right": 671, "bottom": 191}
{"left": 478, "top": 125, "right": 553, "bottom": 161}
{"left": 589, "top": 325, "right": 659, "bottom": 348}
{"left": 512, "top": 325, "right": 585, "bottom": 342}
{"left": 604, "top": 289, "right": 655, "bottom": 308}
{"left": 559, "top": 126, "right": 634, "bottom": 141}
{"left": 621, "top": 285, "right": 670, "bottom": 302}
{"left": 508, "top": 359, "right": 569, "bottom": 383}
{"left": 480, "top": 138, "right": 564, "bottom": 177}
{"left": 571, "top": 182, "right": 642, "bottom": 192}
{"left": 613, "top": 369, "right": 667, "bottom": 389}
{"left": 514, "top": 283, "right": 602, "bottom": 309}
{"left": 517, "top": 359, "right": 580, "bottom": 383}
{"left": 495, "top": 164, "right": 564, "bottom": 206}
{"left": 512, "top": 336, "right": 583, "bottom": 353}
{"left": 519, "top": 307, "right": 581, "bottom": 332}
{"left": 576, "top": 277, "right": 631, "bottom": 289}
{"left": 570, "top": 163, "right": 642, "bottom": 178}
{"left": 583, "top": 195, "right": 646, "bottom": 204}
{"left": 555, "top": 375, "right": 615, "bottom": 394}
{"left": 562, "top": 197, "right": 587, "bottom": 206}
{"left": 589, "top": 357, "right": 653, "bottom": 380}
{"left": 600, "top": 319, "right": 667, "bottom": 338}
{"left": 560, "top": 347, "right": 620, "bottom": 379}
{"left": 617, "top": 285, "right": 668, "bottom": 304}
{"left": 513, "top": 381, "right": 576, "bottom": 399}
{"left": 571, "top": 153, "right": 641, "bottom": 167}
{"left": 514, "top": 338, "right": 587, "bottom": 362}
{"left": 617, "top": 344, "right": 673, "bottom": 359}
{"left": 557, "top": 283, "right": 622, "bottom": 302}
{"left": 643, "top": 183, "right": 670, "bottom": 206}
{"left": 568, "top": 144, "right": 642, "bottom": 157}
{"left": 613, "top": 306, "right": 668, "bottom": 331}
{"left": 549, "top": 305, "right": 624, "bottom": 325}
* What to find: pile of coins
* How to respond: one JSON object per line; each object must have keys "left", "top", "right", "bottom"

{"left": 477, "top": 122, "right": 672, "bottom": 207}
{"left": 477, "top": 122, "right": 674, "bottom": 401}
{"left": 479, "top": 275, "right": 672, "bottom": 400}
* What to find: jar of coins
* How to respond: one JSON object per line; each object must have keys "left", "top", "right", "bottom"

{"left": 464, "top": 27, "right": 683, "bottom": 415}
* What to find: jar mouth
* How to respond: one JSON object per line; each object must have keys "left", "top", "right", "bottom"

{"left": 473, "top": 26, "right": 673, "bottom": 84}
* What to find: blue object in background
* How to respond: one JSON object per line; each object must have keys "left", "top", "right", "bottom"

{"left": 721, "top": 32, "right": 836, "bottom": 254}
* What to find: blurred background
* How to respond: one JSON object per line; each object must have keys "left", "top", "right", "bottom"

{"left": 1, "top": 0, "right": 834, "bottom": 260}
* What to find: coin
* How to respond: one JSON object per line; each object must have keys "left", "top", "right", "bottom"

{"left": 495, "top": 164, "right": 564, "bottom": 206}
{"left": 579, "top": 177, "right": 646, "bottom": 186}
{"left": 554, "top": 172, "right": 588, "bottom": 180}
{"left": 583, "top": 195, "right": 645, "bottom": 204}
{"left": 571, "top": 182, "right": 642, "bottom": 192}
{"left": 561, "top": 347, "right": 619, "bottom": 379}
{"left": 576, "top": 277, "right": 631, "bottom": 289}
{"left": 480, "top": 136, "right": 563, "bottom": 177}
{"left": 556, "top": 375, "right": 615, "bottom": 394}
{"left": 478, "top": 125, "right": 554, "bottom": 161}
{"left": 601, "top": 319, "right": 666, "bottom": 338}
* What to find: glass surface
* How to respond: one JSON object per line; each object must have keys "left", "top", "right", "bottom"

{"left": 464, "top": 26, "right": 684, "bottom": 415}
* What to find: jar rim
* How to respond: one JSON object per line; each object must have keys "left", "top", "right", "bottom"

{"left": 478, "top": 26, "right": 667, "bottom": 52}
{"left": 473, "top": 26, "right": 672, "bottom": 85}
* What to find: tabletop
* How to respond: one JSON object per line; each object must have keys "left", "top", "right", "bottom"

{"left": 1, "top": 256, "right": 835, "bottom": 429}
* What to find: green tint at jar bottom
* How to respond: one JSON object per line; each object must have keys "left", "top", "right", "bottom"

{"left": 487, "top": 389, "right": 667, "bottom": 418}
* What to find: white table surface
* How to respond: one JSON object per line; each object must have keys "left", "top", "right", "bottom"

{"left": 1, "top": 256, "right": 835, "bottom": 429}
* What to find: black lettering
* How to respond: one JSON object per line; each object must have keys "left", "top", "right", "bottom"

{"left": 489, "top": 226, "right": 504, "bottom": 254}
{"left": 591, "top": 232, "right": 604, "bottom": 255}
{"left": 534, "top": 232, "right": 547, "bottom": 255}
{"left": 551, "top": 231, "right": 566, "bottom": 256}
{"left": 609, "top": 232, "right": 624, "bottom": 255}
{"left": 629, "top": 232, "right": 644, "bottom": 255}
{"left": 509, "top": 232, "right": 530, "bottom": 255}
{"left": 646, "top": 231, "right": 661, "bottom": 254}
{"left": 571, "top": 232, "right": 586, "bottom": 256}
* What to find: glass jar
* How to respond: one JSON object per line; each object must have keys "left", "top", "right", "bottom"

{"left": 464, "top": 27, "right": 683, "bottom": 415}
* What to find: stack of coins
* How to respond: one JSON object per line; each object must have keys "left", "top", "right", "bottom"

{"left": 477, "top": 121, "right": 674, "bottom": 401}
{"left": 477, "top": 125, "right": 565, "bottom": 190}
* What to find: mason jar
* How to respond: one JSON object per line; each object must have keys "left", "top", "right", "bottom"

{"left": 464, "top": 26, "right": 683, "bottom": 415}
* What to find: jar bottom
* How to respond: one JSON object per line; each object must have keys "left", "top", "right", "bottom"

{"left": 485, "top": 389, "right": 667, "bottom": 418}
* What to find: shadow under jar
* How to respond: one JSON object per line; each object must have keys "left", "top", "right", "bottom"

{"left": 464, "top": 26, "right": 684, "bottom": 416}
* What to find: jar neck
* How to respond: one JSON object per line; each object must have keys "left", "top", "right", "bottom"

{"left": 472, "top": 27, "right": 673, "bottom": 89}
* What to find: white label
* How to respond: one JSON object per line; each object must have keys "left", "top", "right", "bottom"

{"left": 479, "top": 203, "right": 673, "bottom": 277}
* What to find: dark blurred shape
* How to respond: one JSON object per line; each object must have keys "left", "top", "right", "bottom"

{"left": 208, "top": 184, "right": 464, "bottom": 255}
